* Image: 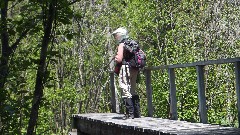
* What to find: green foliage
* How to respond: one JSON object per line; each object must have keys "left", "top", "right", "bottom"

{"left": 152, "top": 70, "right": 169, "bottom": 118}
{"left": 1, "top": 0, "right": 240, "bottom": 134}
{"left": 175, "top": 68, "right": 199, "bottom": 122}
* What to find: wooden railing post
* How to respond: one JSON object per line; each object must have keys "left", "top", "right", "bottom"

{"left": 110, "top": 72, "right": 119, "bottom": 113}
{"left": 196, "top": 65, "right": 207, "bottom": 124}
{"left": 145, "top": 69, "right": 153, "bottom": 117}
{"left": 168, "top": 68, "right": 178, "bottom": 120}
{"left": 234, "top": 62, "right": 240, "bottom": 128}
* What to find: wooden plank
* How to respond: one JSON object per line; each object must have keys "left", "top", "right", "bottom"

{"left": 234, "top": 61, "right": 240, "bottom": 128}
{"left": 196, "top": 65, "right": 207, "bottom": 124}
{"left": 72, "top": 113, "right": 240, "bottom": 135}
{"left": 145, "top": 69, "right": 153, "bottom": 117}
{"left": 168, "top": 68, "right": 178, "bottom": 120}
{"left": 145, "top": 57, "right": 240, "bottom": 71}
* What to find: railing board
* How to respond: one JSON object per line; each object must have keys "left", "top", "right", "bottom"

{"left": 145, "top": 57, "right": 240, "bottom": 71}
{"left": 235, "top": 61, "right": 240, "bottom": 128}
{"left": 196, "top": 65, "right": 207, "bottom": 123}
{"left": 108, "top": 57, "right": 240, "bottom": 129}
{"left": 145, "top": 69, "right": 153, "bottom": 117}
{"left": 168, "top": 68, "right": 178, "bottom": 120}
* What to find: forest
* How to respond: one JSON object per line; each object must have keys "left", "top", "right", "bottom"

{"left": 0, "top": 0, "right": 240, "bottom": 134}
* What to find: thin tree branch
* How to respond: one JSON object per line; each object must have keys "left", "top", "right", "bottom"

{"left": 9, "top": 29, "right": 30, "bottom": 54}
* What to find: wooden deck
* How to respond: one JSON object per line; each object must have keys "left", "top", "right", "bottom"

{"left": 70, "top": 113, "right": 240, "bottom": 135}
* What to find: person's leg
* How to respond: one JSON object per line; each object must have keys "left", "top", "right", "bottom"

{"left": 132, "top": 94, "right": 141, "bottom": 118}
{"left": 122, "top": 97, "right": 134, "bottom": 119}
{"left": 129, "top": 68, "right": 139, "bottom": 95}
{"left": 119, "top": 65, "right": 132, "bottom": 98}
{"left": 129, "top": 68, "right": 141, "bottom": 118}
{"left": 118, "top": 65, "right": 134, "bottom": 119}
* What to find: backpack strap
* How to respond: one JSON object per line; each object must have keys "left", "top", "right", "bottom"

{"left": 120, "top": 38, "right": 129, "bottom": 44}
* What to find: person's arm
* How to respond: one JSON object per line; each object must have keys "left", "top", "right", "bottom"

{"left": 115, "top": 43, "right": 124, "bottom": 63}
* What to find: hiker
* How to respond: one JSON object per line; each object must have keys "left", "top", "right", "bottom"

{"left": 112, "top": 27, "right": 142, "bottom": 120}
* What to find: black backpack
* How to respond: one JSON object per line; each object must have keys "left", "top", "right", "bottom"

{"left": 123, "top": 40, "right": 146, "bottom": 69}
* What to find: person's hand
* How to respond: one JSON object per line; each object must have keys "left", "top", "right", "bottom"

{"left": 114, "top": 62, "right": 122, "bottom": 76}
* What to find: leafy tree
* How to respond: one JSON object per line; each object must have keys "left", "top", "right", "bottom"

{"left": 1, "top": 0, "right": 240, "bottom": 134}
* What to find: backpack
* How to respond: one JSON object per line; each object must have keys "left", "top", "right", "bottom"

{"left": 123, "top": 40, "right": 146, "bottom": 68}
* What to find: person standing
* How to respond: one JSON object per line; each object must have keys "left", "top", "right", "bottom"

{"left": 112, "top": 27, "right": 141, "bottom": 119}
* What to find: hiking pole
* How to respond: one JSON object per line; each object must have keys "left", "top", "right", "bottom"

{"left": 102, "top": 56, "right": 115, "bottom": 70}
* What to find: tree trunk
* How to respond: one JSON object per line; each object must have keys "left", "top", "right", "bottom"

{"left": 0, "top": 1, "right": 9, "bottom": 133}
{"left": 1, "top": 1, "right": 31, "bottom": 133}
{"left": 26, "top": 1, "right": 56, "bottom": 134}
{"left": 0, "top": 0, "right": 10, "bottom": 99}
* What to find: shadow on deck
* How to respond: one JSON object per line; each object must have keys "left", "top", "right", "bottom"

{"left": 70, "top": 113, "right": 240, "bottom": 135}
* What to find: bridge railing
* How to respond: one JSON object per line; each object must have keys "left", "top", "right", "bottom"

{"left": 109, "top": 57, "right": 240, "bottom": 126}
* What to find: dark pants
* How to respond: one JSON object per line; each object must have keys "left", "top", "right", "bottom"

{"left": 132, "top": 94, "right": 141, "bottom": 118}
{"left": 123, "top": 94, "right": 141, "bottom": 118}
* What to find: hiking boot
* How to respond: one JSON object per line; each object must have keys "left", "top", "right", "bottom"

{"left": 129, "top": 113, "right": 134, "bottom": 119}
{"left": 122, "top": 113, "right": 134, "bottom": 120}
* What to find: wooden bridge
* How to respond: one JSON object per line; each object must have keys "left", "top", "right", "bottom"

{"left": 70, "top": 57, "right": 240, "bottom": 135}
